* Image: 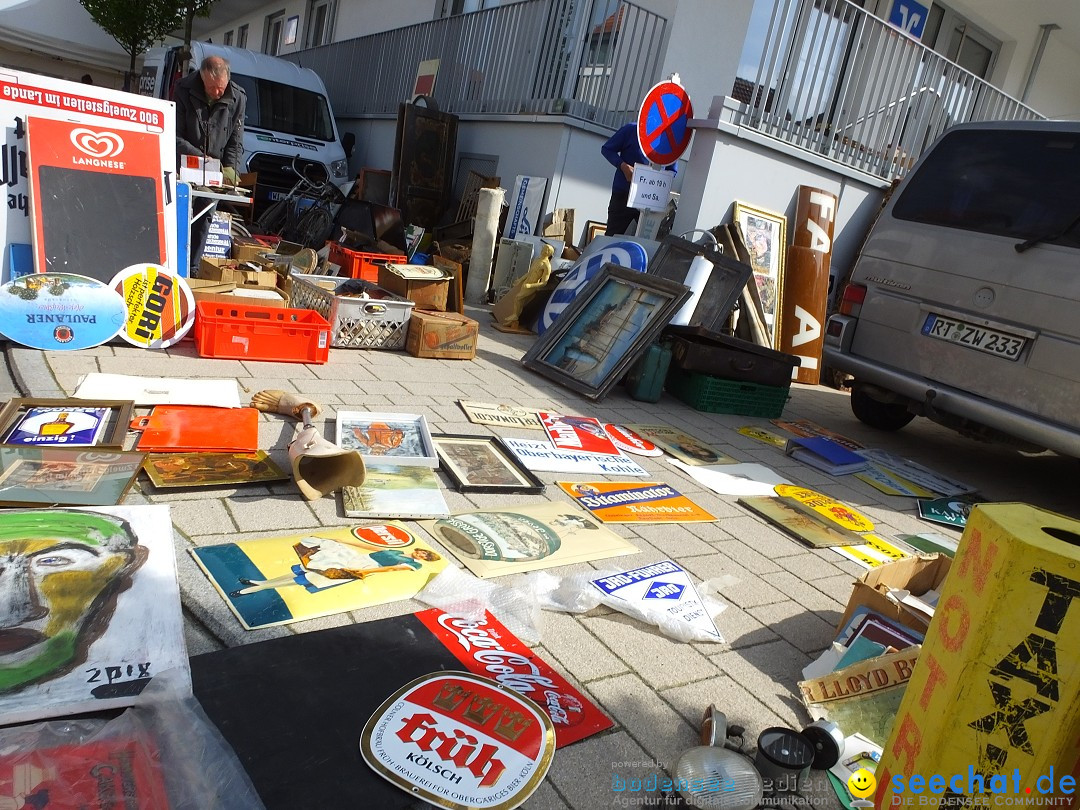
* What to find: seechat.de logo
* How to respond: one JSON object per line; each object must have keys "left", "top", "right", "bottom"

{"left": 69, "top": 128, "right": 124, "bottom": 159}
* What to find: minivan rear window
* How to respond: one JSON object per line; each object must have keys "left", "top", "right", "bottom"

{"left": 892, "top": 129, "right": 1080, "bottom": 248}
{"left": 232, "top": 74, "right": 335, "bottom": 142}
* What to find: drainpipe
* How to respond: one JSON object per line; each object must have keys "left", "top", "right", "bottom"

{"left": 1021, "top": 23, "right": 1060, "bottom": 104}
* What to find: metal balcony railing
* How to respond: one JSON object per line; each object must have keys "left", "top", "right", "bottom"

{"left": 732, "top": 0, "right": 1045, "bottom": 180}
{"left": 289, "top": 0, "right": 668, "bottom": 130}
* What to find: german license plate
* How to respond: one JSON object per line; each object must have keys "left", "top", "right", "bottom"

{"left": 921, "top": 314, "right": 1026, "bottom": 360}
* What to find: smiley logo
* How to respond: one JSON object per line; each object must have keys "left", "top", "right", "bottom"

{"left": 848, "top": 768, "right": 877, "bottom": 799}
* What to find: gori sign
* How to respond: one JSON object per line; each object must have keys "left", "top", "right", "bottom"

{"left": 361, "top": 671, "right": 555, "bottom": 809}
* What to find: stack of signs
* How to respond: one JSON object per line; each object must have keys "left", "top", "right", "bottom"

{"left": 557, "top": 481, "right": 715, "bottom": 523}
{"left": 503, "top": 438, "right": 647, "bottom": 476}
{"left": 502, "top": 412, "right": 651, "bottom": 476}
{"left": 740, "top": 485, "right": 915, "bottom": 567}
{"left": 622, "top": 423, "right": 735, "bottom": 466}
{"left": 362, "top": 671, "right": 555, "bottom": 809}
{"left": 854, "top": 448, "right": 975, "bottom": 498}
{"left": 591, "top": 561, "right": 722, "bottom": 642}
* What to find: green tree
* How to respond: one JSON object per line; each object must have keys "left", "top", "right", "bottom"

{"left": 79, "top": 0, "right": 186, "bottom": 91}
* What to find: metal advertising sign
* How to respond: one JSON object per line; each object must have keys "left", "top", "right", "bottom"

{"left": 778, "top": 186, "right": 837, "bottom": 384}
{"left": 0, "top": 272, "right": 125, "bottom": 350}
{"left": 603, "top": 424, "right": 663, "bottom": 457}
{"left": 416, "top": 609, "right": 612, "bottom": 747}
{"left": 636, "top": 80, "right": 694, "bottom": 167}
{"left": 361, "top": 671, "right": 555, "bottom": 810}
{"left": 111, "top": 264, "right": 195, "bottom": 349}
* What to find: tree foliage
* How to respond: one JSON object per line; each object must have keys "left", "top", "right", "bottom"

{"left": 79, "top": 0, "right": 186, "bottom": 88}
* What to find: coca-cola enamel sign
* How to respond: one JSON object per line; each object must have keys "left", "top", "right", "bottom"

{"left": 361, "top": 671, "right": 555, "bottom": 810}
{"left": 417, "top": 609, "right": 612, "bottom": 746}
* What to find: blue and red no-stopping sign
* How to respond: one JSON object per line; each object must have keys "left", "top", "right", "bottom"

{"left": 637, "top": 80, "right": 694, "bottom": 166}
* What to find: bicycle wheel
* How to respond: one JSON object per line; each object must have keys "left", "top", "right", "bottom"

{"left": 290, "top": 205, "right": 334, "bottom": 249}
{"left": 254, "top": 198, "right": 290, "bottom": 236}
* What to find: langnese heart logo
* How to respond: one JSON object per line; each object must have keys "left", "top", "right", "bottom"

{"left": 69, "top": 128, "right": 124, "bottom": 158}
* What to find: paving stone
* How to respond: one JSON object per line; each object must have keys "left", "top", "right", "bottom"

{"left": 774, "top": 551, "right": 849, "bottom": 581}
{"left": 705, "top": 538, "right": 784, "bottom": 575}
{"left": 679, "top": 555, "right": 788, "bottom": 610}
{"left": 588, "top": 674, "right": 698, "bottom": 773}
{"left": 699, "top": 603, "right": 779, "bottom": 649}
{"left": 545, "top": 730, "right": 660, "bottom": 809}
{"left": 226, "top": 494, "right": 322, "bottom": 532}
{"left": 746, "top": 600, "right": 840, "bottom": 654}
{"left": 716, "top": 515, "right": 807, "bottom": 558}
{"left": 624, "top": 523, "right": 717, "bottom": 558}
{"left": 168, "top": 498, "right": 237, "bottom": 537}
{"left": 761, "top": 571, "right": 847, "bottom": 613}
{"left": 710, "top": 639, "right": 813, "bottom": 728}
{"left": 537, "top": 611, "right": 628, "bottom": 682}
{"left": 579, "top": 613, "right": 717, "bottom": 690}
{"left": 661, "top": 673, "right": 788, "bottom": 745}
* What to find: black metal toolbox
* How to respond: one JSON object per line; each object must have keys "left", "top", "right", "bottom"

{"left": 665, "top": 325, "right": 801, "bottom": 387}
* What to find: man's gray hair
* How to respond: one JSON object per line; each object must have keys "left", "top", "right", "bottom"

{"left": 200, "top": 56, "right": 231, "bottom": 79}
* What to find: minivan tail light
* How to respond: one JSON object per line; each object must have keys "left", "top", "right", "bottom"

{"left": 839, "top": 284, "right": 866, "bottom": 317}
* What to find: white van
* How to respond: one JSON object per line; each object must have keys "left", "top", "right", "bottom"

{"left": 823, "top": 120, "right": 1080, "bottom": 458}
{"left": 139, "top": 42, "right": 352, "bottom": 214}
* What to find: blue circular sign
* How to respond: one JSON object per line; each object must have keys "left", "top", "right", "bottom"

{"left": 538, "top": 241, "right": 648, "bottom": 335}
{"left": 0, "top": 273, "right": 126, "bottom": 350}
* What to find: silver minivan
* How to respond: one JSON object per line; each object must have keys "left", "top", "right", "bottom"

{"left": 823, "top": 120, "right": 1080, "bottom": 458}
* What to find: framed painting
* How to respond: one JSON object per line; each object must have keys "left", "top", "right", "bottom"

{"left": 0, "top": 446, "right": 145, "bottom": 507}
{"left": 142, "top": 451, "right": 289, "bottom": 489}
{"left": 432, "top": 433, "right": 545, "bottom": 494}
{"left": 733, "top": 202, "right": 787, "bottom": 347}
{"left": 335, "top": 411, "right": 438, "bottom": 466}
{"left": 521, "top": 263, "right": 691, "bottom": 400}
{"left": 0, "top": 398, "right": 134, "bottom": 448}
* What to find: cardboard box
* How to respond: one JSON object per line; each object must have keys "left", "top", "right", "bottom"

{"left": 837, "top": 553, "right": 951, "bottom": 636}
{"left": 876, "top": 504, "right": 1080, "bottom": 806}
{"left": 188, "top": 277, "right": 287, "bottom": 308}
{"left": 406, "top": 309, "right": 478, "bottom": 359}
{"left": 179, "top": 155, "right": 223, "bottom": 187}
{"left": 199, "top": 257, "right": 279, "bottom": 290}
{"left": 231, "top": 235, "right": 279, "bottom": 264}
{"left": 378, "top": 264, "right": 451, "bottom": 311}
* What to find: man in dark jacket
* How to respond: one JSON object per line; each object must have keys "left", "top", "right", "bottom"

{"left": 175, "top": 55, "right": 246, "bottom": 274}
{"left": 600, "top": 122, "right": 676, "bottom": 236}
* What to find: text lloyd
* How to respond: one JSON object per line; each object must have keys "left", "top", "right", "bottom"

{"left": 814, "top": 658, "right": 913, "bottom": 699}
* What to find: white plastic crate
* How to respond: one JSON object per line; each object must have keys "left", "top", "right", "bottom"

{"left": 289, "top": 273, "right": 414, "bottom": 349}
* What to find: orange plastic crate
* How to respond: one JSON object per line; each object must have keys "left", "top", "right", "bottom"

{"left": 194, "top": 301, "right": 331, "bottom": 364}
{"left": 327, "top": 243, "right": 402, "bottom": 283}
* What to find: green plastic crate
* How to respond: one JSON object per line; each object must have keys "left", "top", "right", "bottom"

{"left": 666, "top": 366, "right": 790, "bottom": 417}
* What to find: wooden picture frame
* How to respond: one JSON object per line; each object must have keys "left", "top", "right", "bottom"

{"left": 522, "top": 262, "right": 691, "bottom": 400}
{"left": 583, "top": 220, "right": 606, "bottom": 248}
{"left": 431, "top": 433, "right": 545, "bottom": 494}
{"left": 335, "top": 411, "right": 438, "bottom": 466}
{"left": 0, "top": 398, "right": 134, "bottom": 448}
{"left": 733, "top": 202, "right": 788, "bottom": 348}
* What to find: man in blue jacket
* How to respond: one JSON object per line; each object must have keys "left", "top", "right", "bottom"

{"left": 601, "top": 122, "right": 676, "bottom": 236}
{"left": 175, "top": 55, "right": 246, "bottom": 274}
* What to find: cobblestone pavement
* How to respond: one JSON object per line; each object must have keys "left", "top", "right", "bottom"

{"left": 6, "top": 311, "right": 1076, "bottom": 809}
